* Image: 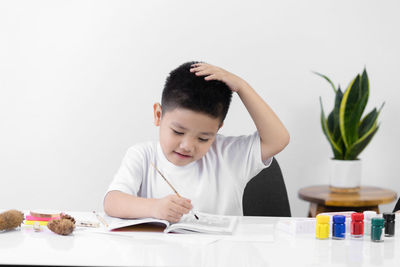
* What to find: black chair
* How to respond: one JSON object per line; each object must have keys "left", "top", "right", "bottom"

{"left": 243, "top": 158, "right": 291, "bottom": 217}
{"left": 393, "top": 197, "right": 400, "bottom": 212}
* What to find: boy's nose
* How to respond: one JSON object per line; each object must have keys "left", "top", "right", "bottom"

{"left": 180, "top": 137, "right": 194, "bottom": 152}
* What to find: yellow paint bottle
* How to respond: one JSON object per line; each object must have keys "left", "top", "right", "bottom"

{"left": 316, "top": 215, "right": 330, "bottom": 239}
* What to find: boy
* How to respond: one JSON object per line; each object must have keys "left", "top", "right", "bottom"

{"left": 104, "top": 62, "right": 290, "bottom": 223}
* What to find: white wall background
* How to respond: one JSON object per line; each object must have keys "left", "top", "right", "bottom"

{"left": 1, "top": 0, "right": 399, "bottom": 217}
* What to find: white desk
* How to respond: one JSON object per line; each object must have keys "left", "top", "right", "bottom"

{"left": 0, "top": 211, "right": 399, "bottom": 266}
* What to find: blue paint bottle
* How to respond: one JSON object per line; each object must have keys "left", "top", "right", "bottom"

{"left": 332, "top": 215, "right": 346, "bottom": 239}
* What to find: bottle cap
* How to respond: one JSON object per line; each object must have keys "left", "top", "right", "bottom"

{"left": 371, "top": 217, "right": 385, "bottom": 226}
{"left": 351, "top": 212, "right": 364, "bottom": 221}
{"left": 363, "top": 211, "right": 377, "bottom": 220}
{"left": 316, "top": 215, "right": 329, "bottom": 224}
{"left": 383, "top": 212, "right": 395, "bottom": 221}
{"left": 333, "top": 215, "right": 345, "bottom": 223}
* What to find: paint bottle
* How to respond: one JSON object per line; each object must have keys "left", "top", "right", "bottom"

{"left": 332, "top": 215, "right": 346, "bottom": 239}
{"left": 363, "top": 211, "right": 377, "bottom": 236}
{"left": 316, "top": 214, "right": 329, "bottom": 239}
{"left": 371, "top": 217, "right": 385, "bottom": 242}
{"left": 351, "top": 212, "right": 364, "bottom": 238}
{"left": 382, "top": 212, "right": 395, "bottom": 237}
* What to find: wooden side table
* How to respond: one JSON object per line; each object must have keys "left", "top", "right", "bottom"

{"left": 298, "top": 185, "right": 398, "bottom": 217}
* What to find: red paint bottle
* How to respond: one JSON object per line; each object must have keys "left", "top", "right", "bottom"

{"left": 351, "top": 212, "right": 364, "bottom": 238}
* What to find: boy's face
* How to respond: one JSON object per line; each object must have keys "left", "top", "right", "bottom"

{"left": 153, "top": 103, "right": 222, "bottom": 166}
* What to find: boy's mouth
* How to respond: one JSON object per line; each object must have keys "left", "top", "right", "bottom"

{"left": 174, "top": 151, "right": 192, "bottom": 159}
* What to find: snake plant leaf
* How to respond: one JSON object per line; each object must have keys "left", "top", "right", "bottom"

{"left": 334, "top": 88, "right": 346, "bottom": 156}
{"left": 361, "top": 68, "right": 370, "bottom": 105}
{"left": 339, "top": 74, "right": 369, "bottom": 148}
{"left": 358, "top": 108, "right": 378, "bottom": 137}
{"left": 339, "top": 75, "right": 359, "bottom": 148}
{"left": 320, "top": 97, "right": 343, "bottom": 158}
{"left": 313, "top": 71, "right": 338, "bottom": 94}
{"left": 327, "top": 111, "right": 345, "bottom": 159}
{"left": 358, "top": 101, "right": 384, "bottom": 141}
{"left": 328, "top": 87, "right": 343, "bottom": 143}
{"left": 345, "top": 124, "right": 379, "bottom": 160}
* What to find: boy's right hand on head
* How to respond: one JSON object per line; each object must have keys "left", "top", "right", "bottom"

{"left": 153, "top": 195, "right": 193, "bottom": 223}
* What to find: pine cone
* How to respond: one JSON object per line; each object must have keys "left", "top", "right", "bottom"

{"left": 61, "top": 214, "right": 76, "bottom": 224}
{"left": 0, "top": 209, "right": 24, "bottom": 231}
{"left": 47, "top": 218, "right": 75, "bottom": 235}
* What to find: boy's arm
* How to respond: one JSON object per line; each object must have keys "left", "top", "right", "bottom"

{"left": 104, "top": 190, "right": 192, "bottom": 223}
{"left": 236, "top": 82, "right": 290, "bottom": 161}
{"left": 190, "top": 63, "right": 290, "bottom": 162}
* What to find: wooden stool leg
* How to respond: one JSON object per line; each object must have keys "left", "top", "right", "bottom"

{"left": 315, "top": 205, "right": 328, "bottom": 216}
{"left": 309, "top": 203, "right": 318, "bottom": 217}
{"left": 374, "top": 206, "right": 379, "bottom": 214}
{"left": 309, "top": 203, "right": 315, "bottom": 217}
{"left": 309, "top": 203, "right": 329, "bottom": 217}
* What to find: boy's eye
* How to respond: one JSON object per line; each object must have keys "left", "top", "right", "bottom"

{"left": 198, "top": 138, "right": 209, "bottom": 142}
{"left": 172, "top": 129, "right": 183, "bottom": 135}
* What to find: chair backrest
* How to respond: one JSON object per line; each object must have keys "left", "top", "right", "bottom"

{"left": 393, "top": 197, "right": 400, "bottom": 212}
{"left": 242, "top": 158, "right": 291, "bottom": 217}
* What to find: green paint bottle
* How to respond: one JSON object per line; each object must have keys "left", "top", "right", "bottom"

{"left": 371, "top": 217, "right": 385, "bottom": 242}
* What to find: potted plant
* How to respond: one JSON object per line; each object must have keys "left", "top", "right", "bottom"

{"left": 315, "top": 68, "right": 384, "bottom": 192}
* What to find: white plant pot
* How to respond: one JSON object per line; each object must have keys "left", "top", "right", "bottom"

{"left": 329, "top": 159, "right": 362, "bottom": 193}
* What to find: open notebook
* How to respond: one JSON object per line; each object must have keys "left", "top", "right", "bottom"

{"left": 103, "top": 211, "right": 238, "bottom": 234}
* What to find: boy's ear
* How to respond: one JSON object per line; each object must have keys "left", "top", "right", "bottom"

{"left": 153, "top": 103, "right": 162, "bottom": 126}
{"left": 219, "top": 121, "right": 224, "bottom": 129}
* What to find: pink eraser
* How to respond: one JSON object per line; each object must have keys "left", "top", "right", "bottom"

{"left": 25, "top": 215, "right": 60, "bottom": 221}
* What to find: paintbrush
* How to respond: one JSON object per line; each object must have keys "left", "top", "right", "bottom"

{"left": 93, "top": 211, "right": 109, "bottom": 227}
{"left": 150, "top": 162, "right": 199, "bottom": 220}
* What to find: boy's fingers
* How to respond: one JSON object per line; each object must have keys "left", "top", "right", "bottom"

{"left": 170, "top": 199, "right": 192, "bottom": 214}
{"left": 172, "top": 204, "right": 186, "bottom": 215}
{"left": 190, "top": 66, "right": 205, "bottom": 72}
{"left": 177, "top": 198, "right": 193, "bottom": 210}
{"left": 204, "top": 74, "right": 217, "bottom": 81}
{"left": 190, "top": 66, "right": 202, "bottom": 72}
{"left": 191, "top": 63, "right": 206, "bottom": 68}
{"left": 171, "top": 216, "right": 181, "bottom": 223}
{"left": 171, "top": 195, "right": 191, "bottom": 205}
{"left": 168, "top": 207, "right": 182, "bottom": 218}
{"left": 174, "top": 202, "right": 192, "bottom": 214}
{"left": 168, "top": 205, "right": 188, "bottom": 220}
{"left": 167, "top": 214, "right": 180, "bottom": 223}
{"left": 194, "top": 70, "right": 212, "bottom": 76}
{"left": 190, "top": 64, "right": 212, "bottom": 74}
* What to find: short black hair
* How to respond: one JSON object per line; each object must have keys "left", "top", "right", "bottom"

{"left": 162, "top": 61, "right": 232, "bottom": 122}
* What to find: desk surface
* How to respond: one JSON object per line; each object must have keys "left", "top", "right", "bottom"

{"left": 0, "top": 211, "right": 399, "bottom": 267}
{"left": 298, "top": 185, "right": 397, "bottom": 207}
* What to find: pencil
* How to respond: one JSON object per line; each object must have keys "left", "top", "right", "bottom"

{"left": 150, "top": 162, "right": 199, "bottom": 220}
{"left": 93, "top": 211, "right": 109, "bottom": 227}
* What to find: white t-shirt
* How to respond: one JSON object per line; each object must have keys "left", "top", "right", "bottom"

{"left": 106, "top": 132, "right": 272, "bottom": 216}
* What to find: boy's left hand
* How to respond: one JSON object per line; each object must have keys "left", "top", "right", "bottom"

{"left": 190, "top": 63, "right": 246, "bottom": 93}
